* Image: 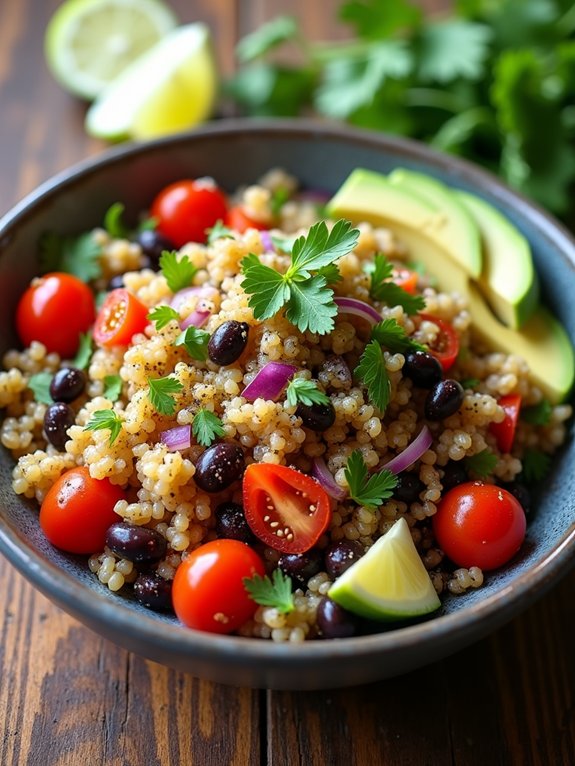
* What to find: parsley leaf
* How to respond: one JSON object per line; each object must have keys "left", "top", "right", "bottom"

{"left": 464, "top": 449, "right": 498, "bottom": 478}
{"left": 371, "top": 318, "right": 426, "bottom": 353}
{"left": 39, "top": 231, "right": 102, "bottom": 282}
{"left": 174, "top": 327, "right": 210, "bottom": 361}
{"left": 160, "top": 250, "right": 198, "bottom": 293}
{"left": 243, "top": 568, "right": 295, "bottom": 613}
{"left": 103, "top": 374, "right": 122, "bottom": 402}
{"left": 521, "top": 399, "right": 552, "bottom": 426}
{"left": 192, "top": 409, "right": 226, "bottom": 447}
{"left": 241, "top": 256, "right": 290, "bottom": 320}
{"left": 72, "top": 332, "right": 93, "bottom": 370}
{"left": 315, "top": 263, "right": 342, "bottom": 285}
{"left": 84, "top": 409, "right": 123, "bottom": 446}
{"left": 104, "top": 202, "right": 130, "bottom": 239}
{"left": 148, "top": 305, "right": 180, "bottom": 330}
{"left": 356, "top": 339, "right": 391, "bottom": 412}
{"left": 206, "top": 220, "right": 235, "bottom": 244}
{"left": 288, "top": 219, "right": 359, "bottom": 276}
{"left": 344, "top": 449, "right": 397, "bottom": 508}
{"left": 28, "top": 372, "right": 53, "bottom": 405}
{"left": 285, "top": 276, "right": 339, "bottom": 335}
{"left": 147, "top": 376, "right": 184, "bottom": 416}
{"left": 286, "top": 378, "right": 330, "bottom": 408}
{"left": 521, "top": 448, "right": 551, "bottom": 483}
{"left": 368, "top": 253, "right": 425, "bottom": 315}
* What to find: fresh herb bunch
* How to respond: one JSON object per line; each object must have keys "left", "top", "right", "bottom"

{"left": 227, "top": 0, "right": 575, "bottom": 217}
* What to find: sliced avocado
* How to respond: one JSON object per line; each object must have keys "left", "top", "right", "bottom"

{"left": 388, "top": 168, "right": 482, "bottom": 278}
{"left": 456, "top": 190, "right": 539, "bottom": 329}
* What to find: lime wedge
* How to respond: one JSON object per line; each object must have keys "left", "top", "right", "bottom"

{"left": 85, "top": 23, "right": 217, "bottom": 140}
{"left": 329, "top": 517, "right": 441, "bottom": 621}
{"left": 45, "top": 0, "right": 178, "bottom": 100}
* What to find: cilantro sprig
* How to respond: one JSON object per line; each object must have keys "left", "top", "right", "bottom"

{"left": 464, "top": 450, "right": 498, "bottom": 479}
{"left": 148, "top": 305, "right": 180, "bottom": 330}
{"left": 103, "top": 374, "right": 122, "bottom": 402}
{"left": 147, "top": 376, "right": 184, "bottom": 416}
{"left": 371, "top": 318, "right": 425, "bottom": 354}
{"left": 192, "top": 409, "right": 225, "bottom": 447}
{"left": 243, "top": 568, "right": 295, "bottom": 614}
{"left": 28, "top": 372, "right": 53, "bottom": 405}
{"left": 521, "top": 400, "right": 552, "bottom": 426}
{"left": 72, "top": 332, "right": 93, "bottom": 370}
{"left": 39, "top": 231, "right": 102, "bottom": 282}
{"left": 356, "top": 339, "right": 391, "bottom": 413}
{"left": 84, "top": 409, "right": 123, "bottom": 446}
{"left": 160, "top": 250, "right": 198, "bottom": 293}
{"left": 521, "top": 448, "right": 551, "bottom": 483}
{"left": 241, "top": 219, "right": 359, "bottom": 334}
{"left": 286, "top": 378, "right": 330, "bottom": 408}
{"left": 344, "top": 450, "right": 397, "bottom": 509}
{"left": 206, "top": 220, "right": 235, "bottom": 244}
{"left": 367, "top": 254, "right": 425, "bottom": 315}
{"left": 174, "top": 327, "right": 210, "bottom": 361}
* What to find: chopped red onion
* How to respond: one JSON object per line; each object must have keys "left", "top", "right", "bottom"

{"left": 180, "top": 309, "right": 211, "bottom": 329}
{"left": 259, "top": 230, "right": 275, "bottom": 253}
{"left": 334, "top": 297, "right": 382, "bottom": 326}
{"left": 160, "top": 424, "right": 191, "bottom": 452}
{"left": 170, "top": 285, "right": 218, "bottom": 313}
{"left": 242, "top": 362, "right": 298, "bottom": 402}
{"left": 311, "top": 457, "right": 347, "bottom": 501}
{"left": 382, "top": 425, "right": 433, "bottom": 474}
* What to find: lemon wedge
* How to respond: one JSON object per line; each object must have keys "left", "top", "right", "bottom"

{"left": 85, "top": 23, "right": 217, "bottom": 140}
{"left": 45, "top": 0, "right": 178, "bottom": 100}
{"left": 329, "top": 517, "right": 441, "bottom": 621}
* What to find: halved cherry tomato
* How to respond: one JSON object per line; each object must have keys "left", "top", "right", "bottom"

{"left": 39, "top": 466, "right": 125, "bottom": 554}
{"left": 226, "top": 205, "right": 268, "bottom": 233}
{"left": 243, "top": 464, "right": 332, "bottom": 554}
{"left": 489, "top": 394, "right": 522, "bottom": 453}
{"left": 172, "top": 539, "right": 265, "bottom": 634}
{"left": 150, "top": 179, "right": 228, "bottom": 247}
{"left": 93, "top": 288, "right": 149, "bottom": 347}
{"left": 418, "top": 313, "right": 459, "bottom": 372}
{"left": 433, "top": 481, "right": 526, "bottom": 571}
{"left": 392, "top": 266, "right": 418, "bottom": 294}
{"left": 16, "top": 272, "right": 95, "bottom": 358}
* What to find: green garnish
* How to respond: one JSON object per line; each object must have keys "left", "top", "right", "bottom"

{"left": 39, "top": 231, "right": 102, "bottom": 281}
{"left": 103, "top": 374, "right": 122, "bottom": 402}
{"left": 192, "top": 409, "right": 225, "bottom": 447}
{"left": 147, "top": 376, "right": 184, "bottom": 416}
{"left": 270, "top": 186, "right": 290, "bottom": 216}
{"left": 464, "top": 449, "right": 498, "bottom": 478}
{"left": 148, "top": 305, "right": 180, "bottom": 330}
{"left": 344, "top": 449, "right": 397, "bottom": 509}
{"left": 84, "top": 409, "right": 123, "bottom": 446}
{"left": 174, "top": 327, "right": 210, "bottom": 361}
{"left": 271, "top": 234, "right": 296, "bottom": 253}
{"left": 206, "top": 220, "right": 235, "bottom": 244}
{"left": 367, "top": 253, "right": 425, "bottom": 315}
{"left": 356, "top": 339, "right": 391, "bottom": 412}
{"left": 159, "top": 250, "right": 198, "bottom": 293}
{"left": 521, "top": 399, "right": 552, "bottom": 426}
{"left": 371, "top": 318, "right": 426, "bottom": 353}
{"left": 137, "top": 216, "right": 158, "bottom": 233}
{"left": 286, "top": 378, "right": 331, "bottom": 408}
{"left": 243, "top": 568, "right": 295, "bottom": 614}
{"left": 28, "top": 372, "right": 53, "bottom": 405}
{"left": 315, "top": 263, "right": 342, "bottom": 285}
{"left": 72, "top": 332, "right": 93, "bottom": 370}
{"left": 241, "top": 219, "right": 360, "bottom": 334}
{"left": 104, "top": 202, "right": 130, "bottom": 239}
{"left": 521, "top": 448, "right": 551, "bottom": 483}
{"left": 460, "top": 377, "right": 480, "bottom": 389}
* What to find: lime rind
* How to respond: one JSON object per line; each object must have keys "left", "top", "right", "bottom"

{"left": 329, "top": 517, "right": 441, "bottom": 622}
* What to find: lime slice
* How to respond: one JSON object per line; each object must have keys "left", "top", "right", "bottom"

{"left": 45, "top": 0, "right": 178, "bottom": 100}
{"left": 329, "top": 517, "right": 441, "bottom": 621}
{"left": 85, "top": 23, "right": 217, "bottom": 141}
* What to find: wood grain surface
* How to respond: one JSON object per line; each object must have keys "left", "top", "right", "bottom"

{"left": 1, "top": 1, "right": 574, "bottom": 764}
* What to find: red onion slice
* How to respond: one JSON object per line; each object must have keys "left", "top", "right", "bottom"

{"left": 242, "top": 361, "right": 298, "bottom": 402}
{"left": 259, "top": 230, "right": 275, "bottom": 253}
{"left": 160, "top": 424, "right": 191, "bottom": 452}
{"left": 311, "top": 457, "right": 347, "bottom": 501}
{"left": 382, "top": 425, "right": 433, "bottom": 474}
{"left": 180, "top": 309, "right": 211, "bottom": 329}
{"left": 170, "top": 285, "right": 219, "bottom": 313}
{"left": 334, "top": 297, "right": 382, "bottom": 326}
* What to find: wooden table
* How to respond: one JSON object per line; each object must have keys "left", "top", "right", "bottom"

{"left": 1, "top": 1, "right": 574, "bottom": 763}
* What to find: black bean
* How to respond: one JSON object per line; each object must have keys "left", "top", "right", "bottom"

{"left": 425, "top": 379, "right": 465, "bottom": 421}
{"left": 441, "top": 461, "right": 468, "bottom": 492}
{"left": 403, "top": 350, "right": 443, "bottom": 388}
{"left": 44, "top": 402, "right": 75, "bottom": 450}
{"left": 324, "top": 540, "right": 364, "bottom": 580}
{"left": 296, "top": 401, "right": 336, "bottom": 432}
{"left": 392, "top": 473, "right": 424, "bottom": 504}
{"left": 133, "top": 573, "right": 173, "bottom": 612}
{"left": 194, "top": 442, "right": 245, "bottom": 493}
{"left": 135, "top": 229, "right": 175, "bottom": 264}
{"left": 278, "top": 549, "right": 323, "bottom": 588}
{"left": 208, "top": 321, "right": 250, "bottom": 366}
{"left": 105, "top": 521, "right": 167, "bottom": 563}
{"left": 316, "top": 597, "right": 359, "bottom": 639}
{"left": 215, "top": 502, "right": 254, "bottom": 543}
{"left": 49, "top": 367, "right": 86, "bottom": 403}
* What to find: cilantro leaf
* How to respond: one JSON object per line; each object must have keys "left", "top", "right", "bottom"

{"left": 147, "top": 376, "right": 184, "bottom": 416}
{"left": 286, "top": 378, "right": 330, "bottom": 408}
{"left": 316, "top": 263, "right": 342, "bottom": 285}
{"left": 243, "top": 568, "right": 295, "bottom": 613}
{"left": 270, "top": 186, "right": 290, "bottom": 216}
{"left": 148, "top": 305, "right": 180, "bottom": 330}
{"left": 521, "top": 399, "right": 552, "bottom": 426}
{"left": 344, "top": 449, "right": 397, "bottom": 508}
{"left": 288, "top": 220, "right": 359, "bottom": 275}
{"left": 460, "top": 377, "right": 480, "bottom": 389}
{"left": 417, "top": 20, "right": 492, "bottom": 83}
{"left": 28, "top": 372, "right": 53, "bottom": 405}
{"left": 236, "top": 15, "right": 298, "bottom": 62}
{"left": 464, "top": 449, "right": 497, "bottom": 478}
{"left": 39, "top": 231, "right": 102, "bottom": 282}
{"left": 72, "top": 332, "right": 93, "bottom": 370}
{"left": 84, "top": 409, "right": 123, "bottom": 446}
{"left": 174, "top": 327, "right": 210, "bottom": 361}
{"left": 241, "top": 257, "right": 290, "bottom": 320}
{"left": 103, "top": 374, "right": 122, "bottom": 402}
{"left": 368, "top": 254, "right": 425, "bottom": 315}
{"left": 340, "top": 0, "right": 422, "bottom": 40}
{"left": 206, "top": 220, "right": 235, "bottom": 244}
{"left": 521, "top": 448, "right": 551, "bottom": 483}
{"left": 371, "top": 318, "right": 426, "bottom": 353}
{"left": 356, "top": 339, "right": 391, "bottom": 412}
{"left": 286, "top": 277, "right": 338, "bottom": 335}
{"left": 104, "top": 202, "right": 130, "bottom": 239}
{"left": 136, "top": 216, "right": 158, "bottom": 233}
{"left": 160, "top": 250, "right": 198, "bottom": 293}
{"left": 192, "top": 409, "right": 225, "bottom": 447}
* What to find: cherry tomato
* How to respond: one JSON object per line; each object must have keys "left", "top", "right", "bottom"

{"left": 172, "top": 539, "right": 265, "bottom": 634}
{"left": 150, "top": 179, "right": 228, "bottom": 247}
{"left": 489, "top": 394, "right": 522, "bottom": 453}
{"left": 226, "top": 205, "right": 267, "bottom": 233}
{"left": 433, "top": 481, "right": 526, "bottom": 571}
{"left": 418, "top": 313, "right": 459, "bottom": 372}
{"left": 243, "top": 464, "right": 332, "bottom": 554}
{"left": 392, "top": 266, "right": 418, "bottom": 294}
{"left": 16, "top": 272, "right": 95, "bottom": 358}
{"left": 40, "top": 466, "right": 125, "bottom": 554}
{"left": 93, "top": 288, "right": 149, "bottom": 347}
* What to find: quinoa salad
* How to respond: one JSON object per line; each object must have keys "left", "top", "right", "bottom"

{"left": 0, "top": 168, "right": 572, "bottom": 642}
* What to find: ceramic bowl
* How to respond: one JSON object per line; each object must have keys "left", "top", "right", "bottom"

{"left": 0, "top": 119, "right": 573, "bottom": 690}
